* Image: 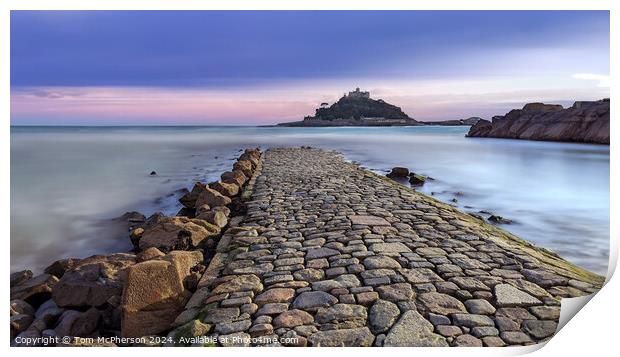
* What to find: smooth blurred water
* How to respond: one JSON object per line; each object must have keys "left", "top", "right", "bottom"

{"left": 10, "top": 126, "right": 609, "bottom": 274}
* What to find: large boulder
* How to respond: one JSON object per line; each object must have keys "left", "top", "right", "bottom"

{"left": 11, "top": 274, "right": 59, "bottom": 307}
{"left": 179, "top": 182, "right": 209, "bottom": 209}
{"left": 195, "top": 187, "right": 232, "bottom": 208}
{"left": 44, "top": 258, "right": 81, "bottom": 278}
{"left": 233, "top": 160, "right": 253, "bottom": 177}
{"left": 137, "top": 216, "right": 220, "bottom": 252}
{"left": 210, "top": 181, "right": 240, "bottom": 197}
{"left": 221, "top": 170, "right": 248, "bottom": 186}
{"left": 10, "top": 270, "right": 33, "bottom": 287}
{"left": 52, "top": 253, "right": 137, "bottom": 308}
{"left": 387, "top": 167, "right": 409, "bottom": 179}
{"left": 121, "top": 251, "right": 203, "bottom": 338}
{"left": 54, "top": 308, "right": 101, "bottom": 338}
{"left": 196, "top": 210, "right": 228, "bottom": 228}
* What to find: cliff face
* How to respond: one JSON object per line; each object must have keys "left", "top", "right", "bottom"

{"left": 467, "top": 99, "right": 609, "bottom": 144}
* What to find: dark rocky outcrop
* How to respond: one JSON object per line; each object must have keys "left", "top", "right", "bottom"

{"left": 278, "top": 88, "right": 418, "bottom": 127}
{"left": 466, "top": 99, "right": 609, "bottom": 144}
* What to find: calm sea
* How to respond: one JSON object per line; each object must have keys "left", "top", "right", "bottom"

{"left": 10, "top": 126, "right": 610, "bottom": 275}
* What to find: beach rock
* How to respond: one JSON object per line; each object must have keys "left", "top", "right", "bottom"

{"left": 54, "top": 308, "right": 101, "bottom": 337}
{"left": 44, "top": 258, "right": 81, "bottom": 278}
{"left": 11, "top": 273, "right": 59, "bottom": 306}
{"left": 210, "top": 181, "right": 240, "bottom": 197}
{"left": 196, "top": 210, "right": 228, "bottom": 228}
{"left": 138, "top": 216, "right": 220, "bottom": 252}
{"left": 10, "top": 270, "right": 33, "bottom": 287}
{"left": 179, "top": 182, "right": 209, "bottom": 208}
{"left": 195, "top": 187, "right": 232, "bottom": 208}
{"left": 121, "top": 251, "right": 202, "bottom": 338}
{"left": 383, "top": 310, "right": 448, "bottom": 346}
{"left": 11, "top": 299, "right": 35, "bottom": 316}
{"left": 387, "top": 167, "right": 409, "bottom": 178}
{"left": 221, "top": 170, "right": 248, "bottom": 186}
{"left": 408, "top": 173, "right": 426, "bottom": 186}
{"left": 233, "top": 160, "right": 253, "bottom": 177}
{"left": 136, "top": 247, "right": 165, "bottom": 262}
{"left": 52, "top": 253, "right": 136, "bottom": 308}
{"left": 488, "top": 215, "right": 512, "bottom": 224}
{"left": 129, "top": 228, "right": 144, "bottom": 247}
{"left": 466, "top": 99, "right": 610, "bottom": 144}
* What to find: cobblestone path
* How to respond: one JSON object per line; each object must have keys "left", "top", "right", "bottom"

{"left": 190, "top": 148, "right": 603, "bottom": 347}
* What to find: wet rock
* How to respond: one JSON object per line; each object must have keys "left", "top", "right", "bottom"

{"left": 138, "top": 216, "right": 220, "bottom": 252}
{"left": 44, "top": 258, "right": 81, "bottom": 279}
{"left": 179, "top": 182, "right": 209, "bottom": 208}
{"left": 54, "top": 308, "right": 101, "bottom": 337}
{"left": 408, "top": 173, "right": 426, "bottom": 186}
{"left": 11, "top": 273, "right": 59, "bottom": 306}
{"left": 384, "top": 310, "right": 448, "bottom": 346}
{"left": 369, "top": 300, "right": 400, "bottom": 334}
{"left": 10, "top": 270, "right": 33, "bottom": 287}
{"left": 10, "top": 314, "right": 34, "bottom": 333}
{"left": 195, "top": 187, "right": 232, "bottom": 208}
{"left": 52, "top": 253, "right": 136, "bottom": 308}
{"left": 11, "top": 299, "right": 35, "bottom": 316}
{"left": 386, "top": 167, "right": 409, "bottom": 179}
{"left": 488, "top": 215, "right": 512, "bottom": 224}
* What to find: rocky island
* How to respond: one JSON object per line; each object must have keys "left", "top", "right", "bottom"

{"left": 467, "top": 99, "right": 610, "bottom": 144}
{"left": 278, "top": 88, "right": 419, "bottom": 127}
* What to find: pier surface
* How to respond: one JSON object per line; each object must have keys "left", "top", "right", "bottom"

{"left": 193, "top": 148, "right": 603, "bottom": 347}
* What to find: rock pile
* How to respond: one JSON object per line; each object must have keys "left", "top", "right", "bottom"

{"left": 9, "top": 148, "right": 262, "bottom": 346}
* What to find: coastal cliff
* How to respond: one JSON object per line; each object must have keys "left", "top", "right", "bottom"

{"left": 278, "top": 88, "right": 419, "bottom": 127}
{"left": 466, "top": 99, "right": 609, "bottom": 144}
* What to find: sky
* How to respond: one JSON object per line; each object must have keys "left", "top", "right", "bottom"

{"left": 10, "top": 10, "right": 610, "bottom": 125}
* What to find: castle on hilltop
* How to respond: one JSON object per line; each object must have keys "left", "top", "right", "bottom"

{"left": 345, "top": 87, "right": 370, "bottom": 99}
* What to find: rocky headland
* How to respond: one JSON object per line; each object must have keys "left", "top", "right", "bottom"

{"left": 10, "top": 147, "right": 604, "bottom": 347}
{"left": 466, "top": 99, "right": 609, "bottom": 144}
{"left": 278, "top": 88, "right": 419, "bottom": 127}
